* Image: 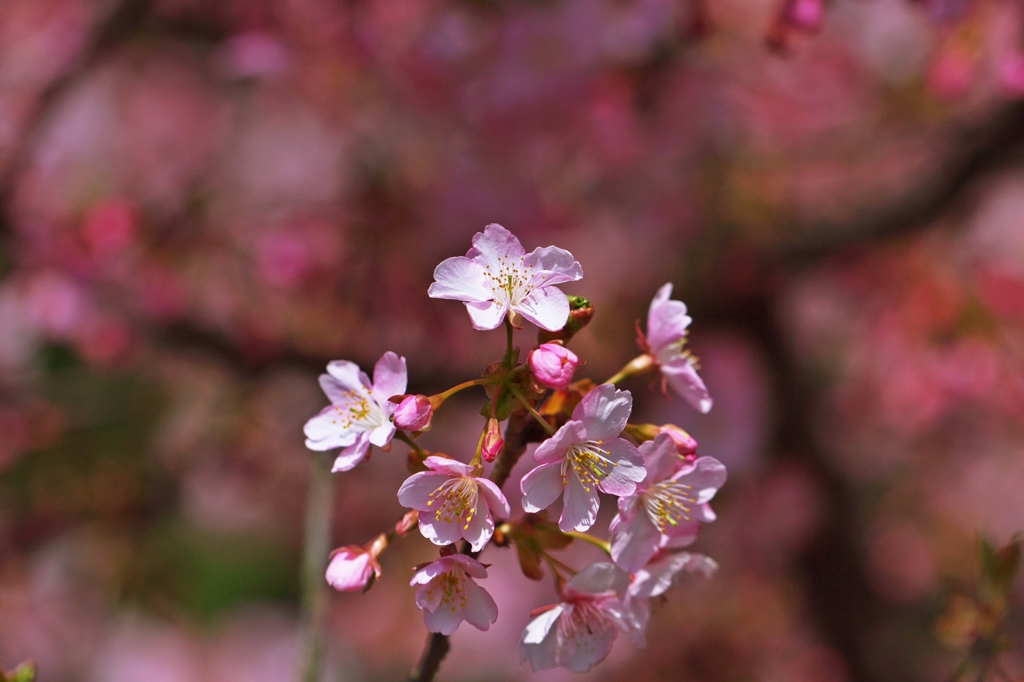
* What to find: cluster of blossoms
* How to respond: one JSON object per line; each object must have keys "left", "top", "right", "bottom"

{"left": 305, "top": 224, "right": 727, "bottom": 674}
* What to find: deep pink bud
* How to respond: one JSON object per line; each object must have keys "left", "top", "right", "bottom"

{"left": 659, "top": 424, "right": 698, "bottom": 457}
{"left": 528, "top": 342, "right": 579, "bottom": 391}
{"left": 394, "top": 395, "right": 433, "bottom": 431}
{"left": 482, "top": 418, "right": 503, "bottom": 462}
{"left": 326, "top": 546, "right": 381, "bottom": 592}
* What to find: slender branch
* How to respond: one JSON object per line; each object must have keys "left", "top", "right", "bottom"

{"left": 409, "top": 633, "right": 450, "bottom": 682}
{"left": 396, "top": 431, "right": 428, "bottom": 460}
{"left": 563, "top": 531, "right": 611, "bottom": 554}
{"left": 507, "top": 384, "right": 555, "bottom": 435}
{"left": 297, "top": 453, "right": 336, "bottom": 682}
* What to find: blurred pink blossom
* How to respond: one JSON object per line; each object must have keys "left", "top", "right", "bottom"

{"left": 411, "top": 554, "right": 498, "bottom": 635}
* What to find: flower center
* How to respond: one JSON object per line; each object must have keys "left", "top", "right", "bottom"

{"left": 332, "top": 388, "right": 385, "bottom": 430}
{"left": 426, "top": 476, "right": 480, "bottom": 529}
{"left": 483, "top": 254, "right": 532, "bottom": 306}
{"left": 559, "top": 600, "right": 614, "bottom": 640}
{"left": 642, "top": 480, "right": 697, "bottom": 532}
{"left": 423, "top": 569, "right": 468, "bottom": 613}
{"left": 656, "top": 338, "right": 700, "bottom": 369}
{"left": 562, "top": 442, "right": 618, "bottom": 492}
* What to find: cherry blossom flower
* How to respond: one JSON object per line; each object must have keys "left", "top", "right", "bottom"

{"left": 621, "top": 551, "right": 718, "bottom": 646}
{"left": 641, "top": 283, "right": 713, "bottom": 413}
{"left": 610, "top": 433, "right": 726, "bottom": 572}
{"left": 427, "top": 224, "right": 584, "bottom": 331}
{"left": 528, "top": 342, "right": 579, "bottom": 390}
{"left": 411, "top": 554, "right": 499, "bottom": 635}
{"left": 393, "top": 395, "right": 433, "bottom": 431}
{"left": 521, "top": 384, "right": 645, "bottom": 532}
{"left": 303, "top": 351, "right": 407, "bottom": 472}
{"left": 519, "top": 562, "right": 631, "bottom": 673}
{"left": 325, "top": 545, "right": 382, "bottom": 592}
{"left": 398, "top": 456, "right": 511, "bottom": 551}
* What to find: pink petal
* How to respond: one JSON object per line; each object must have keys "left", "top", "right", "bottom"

{"left": 515, "top": 286, "right": 570, "bottom": 332}
{"left": 465, "top": 300, "right": 506, "bottom": 330}
{"left": 476, "top": 478, "right": 511, "bottom": 518}
{"left": 533, "top": 421, "right": 585, "bottom": 464}
{"left": 444, "top": 554, "right": 489, "bottom": 579}
{"left": 465, "top": 223, "right": 526, "bottom": 263}
{"left": 662, "top": 360, "right": 713, "bottom": 414}
{"left": 422, "top": 456, "right": 476, "bottom": 477}
{"left": 519, "top": 605, "right": 563, "bottom": 672}
{"left": 371, "top": 351, "right": 407, "bottom": 404}
{"left": 559, "top": 472, "right": 599, "bottom": 532}
{"left": 562, "top": 622, "right": 617, "bottom": 673}
{"left": 427, "top": 256, "right": 492, "bottom": 302}
{"left": 524, "top": 245, "right": 584, "bottom": 285}
{"left": 417, "top": 512, "right": 466, "bottom": 546}
{"left": 661, "top": 529, "right": 699, "bottom": 549}
{"left": 318, "top": 371, "right": 362, "bottom": 405}
{"left": 303, "top": 406, "right": 359, "bottom": 450}
{"left": 463, "top": 499, "right": 495, "bottom": 552}
{"left": 326, "top": 360, "right": 371, "bottom": 392}
{"left": 566, "top": 562, "right": 630, "bottom": 597}
{"left": 573, "top": 384, "right": 632, "bottom": 442}
{"left": 423, "top": 599, "right": 466, "bottom": 635}
{"left": 462, "top": 580, "right": 499, "bottom": 631}
{"left": 397, "top": 471, "right": 449, "bottom": 509}
{"left": 596, "top": 438, "right": 645, "bottom": 496}
{"left": 639, "top": 434, "right": 682, "bottom": 484}
{"left": 621, "top": 596, "right": 650, "bottom": 646}
{"left": 521, "top": 462, "right": 565, "bottom": 513}
{"left": 415, "top": 581, "right": 443, "bottom": 610}
{"left": 325, "top": 549, "right": 374, "bottom": 591}
{"left": 675, "top": 456, "right": 728, "bottom": 501}
{"left": 331, "top": 436, "right": 370, "bottom": 472}
{"left": 610, "top": 513, "right": 662, "bottom": 573}
{"left": 367, "top": 421, "right": 395, "bottom": 447}
{"left": 646, "top": 284, "right": 692, "bottom": 353}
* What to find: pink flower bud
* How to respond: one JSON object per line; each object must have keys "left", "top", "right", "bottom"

{"left": 528, "top": 342, "right": 579, "bottom": 391}
{"left": 326, "top": 545, "right": 382, "bottom": 592}
{"left": 659, "top": 424, "right": 699, "bottom": 456}
{"left": 482, "top": 418, "right": 503, "bottom": 462}
{"left": 394, "top": 395, "right": 433, "bottom": 431}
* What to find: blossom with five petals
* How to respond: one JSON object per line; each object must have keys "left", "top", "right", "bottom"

{"left": 519, "top": 562, "right": 631, "bottom": 673}
{"left": 609, "top": 433, "right": 727, "bottom": 572}
{"left": 621, "top": 551, "right": 718, "bottom": 646}
{"left": 303, "top": 352, "right": 407, "bottom": 472}
{"left": 641, "top": 283, "right": 713, "bottom": 413}
{"left": 411, "top": 554, "right": 499, "bottom": 635}
{"left": 520, "top": 384, "right": 646, "bottom": 533}
{"left": 398, "top": 456, "right": 511, "bottom": 552}
{"left": 427, "top": 223, "right": 584, "bottom": 331}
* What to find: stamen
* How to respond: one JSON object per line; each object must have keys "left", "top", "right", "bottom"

{"left": 642, "top": 480, "right": 697, "bottom": 532}
{"left": 561, "top": 442, "right": 618, "bottom": 492}
{"left": 426, "top": 476, "right": 480, "bottom": 527}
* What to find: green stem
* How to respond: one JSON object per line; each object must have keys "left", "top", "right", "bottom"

{"left": 507, "top": 383, "right": 555, "bottom": 435}
{"left": 502, "top": 317, "right": 515, "bottom": 368}
{"left": 433, "top": 377, "right": 493, "bottom": 403}
{"left": 297, "top": 453, "right": 335, "bottom": 682}
{"left": 564, "top": 530, "right": 612, "bottom": 554}
{"left": 605, "top": 353, "right": 656, "bottom": 385}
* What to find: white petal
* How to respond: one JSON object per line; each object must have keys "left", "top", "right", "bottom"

{"left": 371, "top": 351, "right": 407, "bottom": 404}
{"left": 521, "top": 462, "right": 565, "bottom": 513}
{"left": 368, "top": 421, "right": 395, "bottom": 447}
{"left": 303, "top": 406, "right": 358, "bottom": 450}
{"left": 610, "top": 513, "right": 662, "bottom": 573}
{"left": 573, "top": 384, "right": 632, "bottom": 442}
{"left": 465, "top": 300, "right": 506, "bottom": 330}
{"left": 463, "top": 499, "right": 495, "bottom": 552}
{"left": 566, "top": 562, "right": 630, "bottom": 597}
{"left": 423, "top": 599, "right": 466, "bottom": 635}
{"left": 318, "top": 372, "right": 360, "bottom": 405}
{"left": 325, "top": 361, "right": 371, "bottom": 392}
{"left": 445, "top": 554, "right": 489, "bottom": 580}
{"left": 524, "top": 245, "right": 584, "bottom": 285}
{"left": 417, "top": 512, "right": 465, "bottom": 546}
{"left": 676, "top": 456, "right": 728, "bottom": 502}
{"left": 515, "top": 286, "right": 570, "bottom": 332}
{"left": 427, "top": 256, "right": 492, "bottom": 302}
{"left": 560, "top": 471, "right": 599, "bottom": 532}
{"left": 519, "top": 606, "right": 563, "bottom": 672}
{"left": 597, "top": 438, "right": 645, "bottom": 496}
{"left": 423, "top": 456, "right": 476, "bottom": 477}
{"left": 646, "top": 285, "right": 691, "bottom": 354}
{"left": 562, "top": 623, "right": 617, "bottom": 673}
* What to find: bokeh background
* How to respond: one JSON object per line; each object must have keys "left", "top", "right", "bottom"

{"left": 2, "top": 0, "right": 1024, "bottom": 680}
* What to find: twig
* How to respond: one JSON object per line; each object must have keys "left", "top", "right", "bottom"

{"left": 297, "top": 453, "right": 336, "bottom": 682}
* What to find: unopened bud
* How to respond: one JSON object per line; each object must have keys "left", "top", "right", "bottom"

{"left": 394, "top": 394, "right": 433, "bottom": 431}
{"left": 528, "top": 342, "right": 579, "bottom": 391}
{"left": 395, "top": 510, "right": 419, "bottom": 536}
{"left": 482, "top": 418, "right": 504, "bottom": 462}
{"left": 659, "top": 424, "right": 699, "bottom": 456}
{"left": 538, "top": 296, "right": 594, "bottom": 344}
{"left": 326, "top": 542, "right": 384, "bottom": 592}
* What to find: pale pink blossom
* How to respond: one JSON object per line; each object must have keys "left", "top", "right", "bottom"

{"left": 521, "top": 385, "right": 645, "bottom": 532}
{"left": 621, "top": 551, "right": 718, "bottom": 646}
{"left": 610, "top": 433, "right": 726, "bottom": 572}
{"left": 411, "top": 554, "right": 498, "bottom": 635}
{"left": 519, "top": 563, "right": 631, "bottom": 673}
{"left": 325, "top": 545, "right": 382, "bottom": 592}
{"left": 428, "top": 224, "right": 584, "bottom": 331}
{"left": 641, "top": 283, "right": 713, "bottom": 413}
{"left": 393, "top": 395, "right": 433, "bottom": 431}
{"left": 482, "top": 418, "right": 503, "bottom": 462}
{"left": 303, "top": 352, "right": 407, "bottom": 472}
{"left": 528, "top": 342, "right": 579, "bottom": 390}
{"left": 398, "top": 456, "right": 511, "bottom": 551}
